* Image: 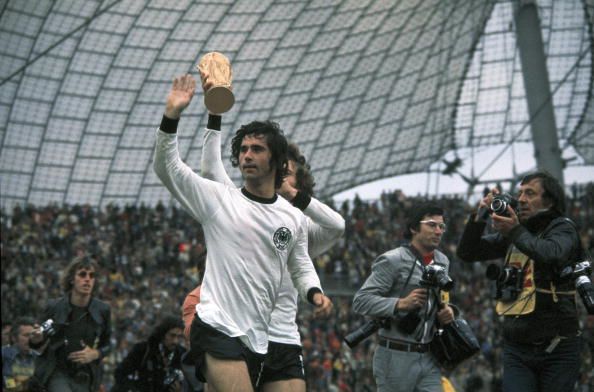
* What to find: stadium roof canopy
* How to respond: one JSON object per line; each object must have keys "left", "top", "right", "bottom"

{"left": 1, "top": 0, "right": 593, "bottom": 210}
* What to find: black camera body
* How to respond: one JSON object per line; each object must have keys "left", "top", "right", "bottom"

{"left": 490, "top": 193, "right": 518, "bottom": 217}
{"left": 486, "top": 264, "right": 524, "bottom": 301}
{"left": 344, "top": 318, "right": 390, "bottom": 348}
{"left": 39, "top": 319, "right": 56, "bottom": 337}
{"left": 559, "top": 261, "right": 594, "bottom": 314}
{"left": 397, "top": 264, "right": 454, "bottom": 335}
{"left": 419, "top": 264, "right": 454, "bottom": 292}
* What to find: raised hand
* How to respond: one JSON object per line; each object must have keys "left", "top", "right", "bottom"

{"left": 165, "top": 74, "right": 196, "bottom": 119}
{"left": 198, "top": 68, "right": 214, "bottom": 93}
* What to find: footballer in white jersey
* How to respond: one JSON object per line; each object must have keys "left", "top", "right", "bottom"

{"left": 154, "top": 74, "right": 332, "bottom": 391}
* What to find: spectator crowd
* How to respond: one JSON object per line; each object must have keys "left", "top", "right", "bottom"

{"left": 2, "top": 183, "right": 593, "bottom": 391}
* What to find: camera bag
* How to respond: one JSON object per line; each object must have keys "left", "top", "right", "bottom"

{"left": 430, "top": 317, "right": 480, "bottom": 370}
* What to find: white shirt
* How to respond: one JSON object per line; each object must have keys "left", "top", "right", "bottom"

{"left": 201, "top": 128, "right": 344, "bottom": 345}
{"left": 154, "top": 129, "right": 322, "bottom": 353}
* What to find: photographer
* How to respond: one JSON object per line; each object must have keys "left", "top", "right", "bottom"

{"left": 457, "top": 171, "right": 582, "bottom": 392}
{"left": 352, "top": 203, "right": 454, "bottom": 392}
{"left": 113, "top": 315, "right": 185, "bottom": 392}
{"left": 2, "top": 317, "right": 37, "bottom": 391}
{"left": 29, "top": 257, "right": 112, "bottom": 392}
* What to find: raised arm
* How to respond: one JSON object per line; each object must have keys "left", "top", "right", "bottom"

{"left": 153, "top": 74, "right": 226, "bottom": 223}
{"left": 198, "top": 67, "right": 234, "bottom": 186}
{"left": 201, "top": 126, "right": 234, "bottom": 186}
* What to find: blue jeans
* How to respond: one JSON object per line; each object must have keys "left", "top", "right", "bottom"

{"left": 502, "top": 336, "right": 580, "bottom": 392}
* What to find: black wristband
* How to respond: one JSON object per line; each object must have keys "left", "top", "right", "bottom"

{"left": 207, "top": 114, "right": 222, "bottom": 130}
{"left": 160, "top": 115, "right": 179, "bottom": 134}
{"left": 291, "top": 191, "right": 311, "bottom": 211}
{"left": 307, "top": 288, "right": 323, "bottom": 305}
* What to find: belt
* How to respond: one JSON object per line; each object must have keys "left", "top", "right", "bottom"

{"left": 378, "top": 338, "right": 429, "bottom": 353}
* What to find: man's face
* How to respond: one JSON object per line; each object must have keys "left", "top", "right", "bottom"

{"left": 517, "top": 179, "right": 551, "bottom": 222}
{"left": 284, "top": 160, "right": 297, "bottom": 188}
{"left": 73, "top": 267, "right": 95, "bottom": 297}
{"left": 411, "top": 214, "right": 445, "bottom": 252}
{"left": 239, "top": 134, "right": 274, "bottom": 183}
{"left": 163, "top": 327, "right": 183, "bottom": 351}
{"left": 15, "top": 325, "right": 34, "bottom": 353}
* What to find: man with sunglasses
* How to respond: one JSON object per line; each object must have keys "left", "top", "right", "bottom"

{"left": 29, "top": 257, "right": 111, "bottom": 392}
{"left": 353, "top": 203, "right": 454, "bottom": 392}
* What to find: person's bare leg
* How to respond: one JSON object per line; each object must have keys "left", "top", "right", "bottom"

{"left": 204, "top": 353, "right": 254, "bottom": 392}
{"left": 262, "top": 379, "right": 306, "bottom": 392}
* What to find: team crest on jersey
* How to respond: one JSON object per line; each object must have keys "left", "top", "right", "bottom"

{"left": 273, "top": 227, "right": 292, "bottom": 250}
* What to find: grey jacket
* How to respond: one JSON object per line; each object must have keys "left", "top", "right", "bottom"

{"left": 352, "top": 245, "right": 451, "bottom": 343}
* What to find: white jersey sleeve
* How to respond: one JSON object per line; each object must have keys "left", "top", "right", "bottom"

{"left": 304, "top": 197, "right": 345, "bottom": 258}
{"left": 201, "top": 128, "right": 235, "bottom": 187}
{"left": 286, "top": 215, "right": 322, "bottom": 300}
{"left": 153, "top": 129, "right": 226, "bottom": 224}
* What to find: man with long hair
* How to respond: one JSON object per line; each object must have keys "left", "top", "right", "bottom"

{"left": 29, "top": 257, "right": 111, "bottom": 392}
{"left": 154, "top": 74, "right": 332, "bottom": 391}
{"left": 113, "top": 315, "right": 185, "bottom": 392}
{"left": 181, "top": 70, "right": 345, "bottom": 391}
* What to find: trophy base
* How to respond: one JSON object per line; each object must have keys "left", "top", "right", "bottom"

{"left": 204, "top": 86, "right": 234, "bottom": 114}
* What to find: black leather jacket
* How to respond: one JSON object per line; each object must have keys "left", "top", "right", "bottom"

{"left": 113, "top": 340, "right": 185, "bottom": 392}
{"left": 30, "top": 296, "right": 111, "bottom": 391}
{"left": 457, "top": 210, "right": 580, "bottom": 344}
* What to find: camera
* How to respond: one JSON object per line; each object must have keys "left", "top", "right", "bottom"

{"left": 39, "top": 319, "right": 56, "bottom": 337}
{"left": 396, "top": 265, "right": 454, "bottom": 335}
{"left": 163, "top": 368, "right": 184, "bottom": 388}
{"left": 559, "top": 261, "right": 594, "bottom": 314}
{"left": 419, "top": 264, "right": 454, "bottom": 292}
{"left": 486, "top": 264, "right": 524, "bottom": 301}
{"left": 490, "top": 193, "right": 518, "bottom": 217}
{"left": 344, "top": 318, "right": 390, "bottom": 348}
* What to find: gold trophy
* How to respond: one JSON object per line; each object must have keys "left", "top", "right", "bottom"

{"left": 197, "top": 52, "right": 235, "bottom": 114}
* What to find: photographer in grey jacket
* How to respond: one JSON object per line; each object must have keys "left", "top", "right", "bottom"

{"left": 353, "top": 203, "right": 454, "bottom": 392}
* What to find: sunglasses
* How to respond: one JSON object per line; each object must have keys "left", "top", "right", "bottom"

{"left": 77, "top": 271, "right": 95, "bottom": 279}
{"left": 420, "top": 220, "right": 447, "bottom": 231}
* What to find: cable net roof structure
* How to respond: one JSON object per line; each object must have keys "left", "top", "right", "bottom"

{"left": 1, "top": 0, "right": 592, "bottom": 211}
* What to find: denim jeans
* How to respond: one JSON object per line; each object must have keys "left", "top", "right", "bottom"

{"left": 502, "top": 336, "right": 580, "bottom": 392}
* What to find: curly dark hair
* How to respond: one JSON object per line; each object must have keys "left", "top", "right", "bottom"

{"left": 61, "top": 256, "right": 99, "bottom": 294}
{"left": 148, "top": 314, "right": 184, "bottom": 346}
{"left": 287, "top": 143, "right": 315, "bottom": 197}
{"left": 230, "top": 120, "right": 288, "bottom": 189}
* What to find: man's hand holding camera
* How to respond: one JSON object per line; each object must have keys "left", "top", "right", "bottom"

{"left": 397, "top": 288, "right": 428, "bottom": 311}
{"left": 490, "top": 205, "right": 519, "bottom": 236}
{"left": 477, "top": 188, "right": 520, "bottom": 236}
{"left": 68, "top": 341, "right": 100, "bottom": 364}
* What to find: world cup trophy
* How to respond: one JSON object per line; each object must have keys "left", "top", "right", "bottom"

{"left": 197, "top": 52, "right": 235, "bottom": 114}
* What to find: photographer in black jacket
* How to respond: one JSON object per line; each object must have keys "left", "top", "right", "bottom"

{"left": 113, "top": 315, "right": 185, "bottom": 392}
{"left": 457, "top": 171, "right": 581, "bottom": 392}
{"left": 29, "top": 256, "right": 112, "bottom": 392}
